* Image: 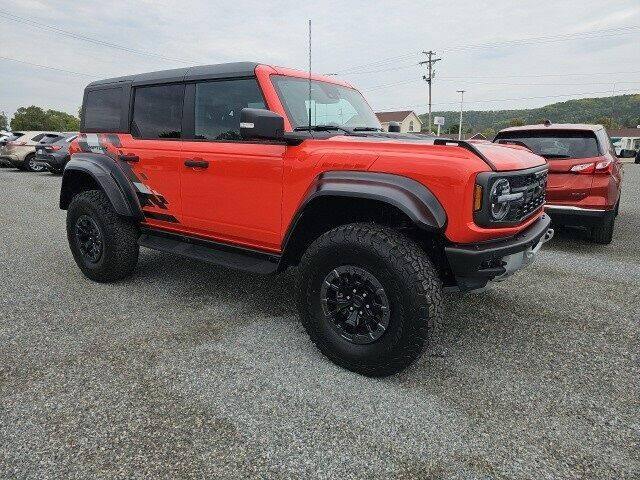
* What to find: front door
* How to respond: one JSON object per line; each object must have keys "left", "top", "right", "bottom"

{"left": 180, "top": 78, "right": 285, "bottom": 252}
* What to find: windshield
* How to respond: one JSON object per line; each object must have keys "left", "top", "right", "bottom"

{"left": 495, "top": 130, "right": 601, "bottom": 159}
{"left": 271, "top": 75, "right": 381, "bottom": 130}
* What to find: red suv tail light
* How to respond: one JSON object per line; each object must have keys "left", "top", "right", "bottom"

{"left": 594, "top": 159, "right": 613, "bottom": 174}
{"left": 570, "top": 163, "right": 595, "bottom": 174}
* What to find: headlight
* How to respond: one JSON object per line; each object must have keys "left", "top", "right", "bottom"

{"left": 489, "top": 179, "right": 511, "bottom": 221}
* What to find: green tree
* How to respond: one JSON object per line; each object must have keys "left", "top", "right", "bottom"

{"left": 10, "top": 105, "right": 80, "bottom": 131}
{"left": 595, "top": 116, "right": 620, "bottom": 130}
{"left": 508, "top": 118, "right": 525, "bottom": 127}
{"left": 0, "top": 111, "right": 7, "bottom": 130}
{"left": 481, "top": 127, "right": 496, "bottom": 139}
{"left": 10, "top": 106, "right": 48, "bottom": 130}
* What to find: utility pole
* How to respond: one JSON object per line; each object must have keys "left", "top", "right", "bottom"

{"left": 419, "top": 50, "right": 441, "bottom": 134}
{"left": 457, "top": 90, "right": 465, "bottom": 141}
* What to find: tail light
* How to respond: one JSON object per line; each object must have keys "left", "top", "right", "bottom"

{"left": 594, "top": 159, "right": 613, "bottom": 174}
{"left": 570, "top": 163, "right": 595, "bottom": 174}
{"left": 49, "top": 145, "right": 62, "bottom": 151}
{"left": 570, "top": 159, "right": 613, "bottom": 175}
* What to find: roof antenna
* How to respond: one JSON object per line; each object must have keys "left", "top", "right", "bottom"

{"left": 308, "top": 19, "right": 312, "bottom": 131}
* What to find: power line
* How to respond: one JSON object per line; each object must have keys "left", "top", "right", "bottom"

{"left": 336, "top": 25, "right": 640, "bottom": 77}
{"left": 0, "top": 55, "right": 98, "bottom": 78}
{"left": 0, "top": 11, "right": 197, "bottom": 64}
{"left": 379, "top": 88, "right": 640, "bottom": 110}
{"left": 332, "top": 52, "right": 419, "bottom": 75}
{"left": 361, "top": 77, "right": 640, "bottom": 91}
{"left": 441, "top": 25, "right": 640, "bottom": 53}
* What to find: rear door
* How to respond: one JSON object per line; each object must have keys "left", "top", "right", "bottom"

{"left": 179, "top": 77, "right": 284, "bottom": 251}
{"left": 117, "top": 83, "right": 185, "bottom": 226}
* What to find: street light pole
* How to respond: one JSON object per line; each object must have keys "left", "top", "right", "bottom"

{"left": 457, "top": 90, "right": 465, "bottom": 141}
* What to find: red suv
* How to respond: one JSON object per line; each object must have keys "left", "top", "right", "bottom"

{"left": 495, "top": 124, "right": 622, "bottom": 244}
{"left": 60, "top": 62, "right": 553, "bottom": 376}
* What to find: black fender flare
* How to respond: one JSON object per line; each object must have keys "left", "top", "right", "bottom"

{"left": 59, "top": 153, "right": 143, "bottom": 221}
{"left": 282, "top": 171, "right": 447, "bottom": 251}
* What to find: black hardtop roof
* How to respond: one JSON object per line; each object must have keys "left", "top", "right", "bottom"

{"left": 86, "top": 61, "right": 259, "bottom": 88}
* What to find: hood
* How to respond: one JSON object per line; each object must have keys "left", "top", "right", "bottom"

{"left": 329, "top": 132, "right": 547, "bottom": 172}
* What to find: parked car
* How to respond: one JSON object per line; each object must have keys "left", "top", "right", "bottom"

{"left": 33, "top": 132, "right": 78, "bottom": 174}
{"left": 1, "top": 131, "right": 66, "bottom": 171}
{"left": 494, "top": 123, "right": 622, "bottom": 244}
{"left": 60, "top": 62, "right": 553, "bottom": 376}
{"left": 0, "top": 132, "right": 25, "bottom": 166}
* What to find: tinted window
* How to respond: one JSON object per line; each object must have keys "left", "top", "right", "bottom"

{"left": 31, "top": 134, "right": 45, "bottom": 141}
{"left": 84, "top": 88, "right": 122, "bottom": 131}
{"left": 194, "top": 78, "right": 265, "bottom": 141}
{"left": 495, "top": 130, "right": 600, "bottom": 159}
{"left": 41, "top": 135, "right": 63, "bottom": 144}
{"left": 131, "top": 84, "right": 184, "bottom": 139}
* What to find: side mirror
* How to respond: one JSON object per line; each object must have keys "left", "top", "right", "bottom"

{"left": 388, "top": 121, "right": 401, "bottom": 133}
{"left": 618, "top": 149, "right": 636, "bottom": 158}
{"left": 240, "top": 108, "right": 284, "bottom": 141}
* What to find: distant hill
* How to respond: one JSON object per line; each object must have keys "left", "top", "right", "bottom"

{"left": 420, "top": 94, "right": 640, "bottom": 136}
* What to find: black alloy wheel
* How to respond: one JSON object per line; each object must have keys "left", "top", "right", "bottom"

{"left": 75, "top": 214, "right": 104, "bottom": 263}
{"left": 320, "top": 265, "right": 391, "bottom": 345}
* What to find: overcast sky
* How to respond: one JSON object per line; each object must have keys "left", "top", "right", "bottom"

{"left": 1, "top": 0, "right": 639, "bottom": 121}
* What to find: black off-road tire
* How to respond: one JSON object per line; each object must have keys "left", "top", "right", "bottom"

{"left": 297, "top": 223, "right": 443, "bottom": 377}
{"left": 67, "top": 189, "right": 139, "bottom": 282}
{"left": 591, "top": 214, "right": 615, "bottom": 245}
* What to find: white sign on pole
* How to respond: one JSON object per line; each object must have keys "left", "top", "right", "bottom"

{"left": 433, "top": 116, "right": 445, "bottom": 125}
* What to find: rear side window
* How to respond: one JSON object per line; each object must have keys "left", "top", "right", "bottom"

{"left": 84, "top": 88, "right": 122, "bottom": 131}
{"left": 131, "top": 84, "right": 184, "bottom": 139}
{"left": 495, "top": 130, "right": 600, "bottom": 159}
{"left": 194, "top": 78, "right": 265, "bottom": 141}
{"left": 41, "top": 135, "right": 62, "bottom": 144}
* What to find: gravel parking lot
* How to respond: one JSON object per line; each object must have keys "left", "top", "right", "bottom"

{"left": 1, "top": 165, "right": 638, "bottom": 479}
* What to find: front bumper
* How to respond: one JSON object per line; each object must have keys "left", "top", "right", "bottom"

{"left": 445, "top": 214, "right": 553, "bottom": 291}
{"left": 544, "top": 204, "right": 614, "bottom": 228}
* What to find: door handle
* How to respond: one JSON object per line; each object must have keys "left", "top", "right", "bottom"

{"left": 184, "top": 159, "right": 209, "bottom": 169}
{"left": 118, "top": 154, "right": 139, "bottom": 163}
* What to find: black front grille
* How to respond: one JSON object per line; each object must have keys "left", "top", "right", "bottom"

{"left": 505, "top": 170, "right": 547, "bottom": 222}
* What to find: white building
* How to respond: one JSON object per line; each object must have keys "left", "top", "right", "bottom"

{"left": 375, "top": 111, "right": 423, "bottom": 133}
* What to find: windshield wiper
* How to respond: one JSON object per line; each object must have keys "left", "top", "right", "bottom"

{"left": 293, "top": 125, "right": 352, "bottom": 135}
{"left": 351, "top": 127, "right": 383, "bottom": 132}
{"left": 541, "top": 153, "right": 571, "bottom": 158}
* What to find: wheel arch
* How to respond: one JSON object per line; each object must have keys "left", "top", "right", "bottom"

{"left": 279, "top": 171, "right": 448, "bottom": 271}
{"left": 60, "top": 153, "right": 143, "bottom": 221}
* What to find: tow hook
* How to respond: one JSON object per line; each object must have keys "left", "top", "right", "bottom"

{"left": 527, "top": 228, "right": 554, "bottom": 259}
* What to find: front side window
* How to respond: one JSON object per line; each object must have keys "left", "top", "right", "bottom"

{"left": 271, "top": 75, "right": 381, "bottom": 130}
{"left": 84, "top": 88, "right": 122, "bottom": 131}
{"left": 495, "top": 130, "right": 600, "bottom": 159}
{"left": 194, "top": 78, "right": 265, "bottom": 141}
{"left": 131, "top": 84, "right": 184, "bottom": 139}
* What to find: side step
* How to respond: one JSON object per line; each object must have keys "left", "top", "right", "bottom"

{"left": 138, "top": 230, "right": 280, "bottom": 275}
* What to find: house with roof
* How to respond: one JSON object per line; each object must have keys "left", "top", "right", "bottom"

{"left": 607, "top": 127, "right": 640, "bottom": 153}
{"left": 375, "top": 111, "right": 422, "bottom": 133}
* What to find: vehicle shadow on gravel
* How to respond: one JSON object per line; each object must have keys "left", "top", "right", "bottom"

{"left": 134, "top": 250, "right": 298, "bottom": 319}
{"left": 133, "top": 249, "right": 513, "bottom": 372}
